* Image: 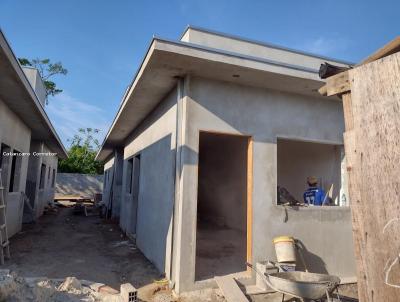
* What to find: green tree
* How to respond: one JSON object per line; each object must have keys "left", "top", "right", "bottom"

{"left": 58, "top": 128, "right": 104, "bottom": 174}
{"left": 18, "top": 57, "right": 68, "bottom": 103}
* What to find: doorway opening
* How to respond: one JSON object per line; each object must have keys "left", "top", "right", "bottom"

{"left": 195, "top": 131, "right": 250, "bottom": 281}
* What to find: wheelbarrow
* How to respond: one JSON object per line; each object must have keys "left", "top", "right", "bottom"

{"left": 247, "top": 263, "right": 341, "bottom": 302}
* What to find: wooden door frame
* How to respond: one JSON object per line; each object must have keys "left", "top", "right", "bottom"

{"left": 196, "top": 130, "right": 253, "bottom": 275}
{"left": 246, "top": 137, "right": 253, "bottom": 271}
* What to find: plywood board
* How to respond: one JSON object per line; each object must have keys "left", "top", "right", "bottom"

{"left": 344, "top": 52, "right": 400, "bottom": 301}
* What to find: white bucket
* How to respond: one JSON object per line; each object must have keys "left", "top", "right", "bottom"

{"left": 273, "top": 236, "right": 296, "bottom": 263}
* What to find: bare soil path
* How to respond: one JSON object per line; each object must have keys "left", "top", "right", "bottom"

{"left": 4, "top": 207, "right": 159, "bottom": 290}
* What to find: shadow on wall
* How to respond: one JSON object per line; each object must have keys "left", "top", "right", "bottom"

{"left": 56, "top": 173, "right": 103, "bottom": 196}
{"left": 295, "top": 240, "right": 328, "bottom": 274}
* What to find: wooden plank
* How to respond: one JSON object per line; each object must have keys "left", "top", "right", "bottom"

{"left": 342, "top": 52, "right": 400, "bottom": 302}
{"left": 342, "top": 93, "right": 354, "bottom": 131}
{"left": 326, "top": 71, "right": 350, "bottom": 96}
{"left": 215, "top": 276, "right": 248, "bottom": 302}
{"left": 318, "top": 84, "right": 327, "bottom": 96}
{"left": 360, "top": 36, "right": 400, "bottom": 65}
{"left": 54, "top": 194, "right": 92, "bottom": 201}
{"left": 246, "top": 138, "right": 253, "bottom": 271}
{"left": 320, "top": 37, "right": 400, "bottom": 97}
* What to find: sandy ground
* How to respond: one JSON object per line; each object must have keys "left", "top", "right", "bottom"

{"left": 5, "top": 206, "right": 159, "bottom": 289}
{"left": 2, "top": 206, "right": 358, "bottom": 302}
{"left": 3, "top": 206, "right": 181, "bottom": 301}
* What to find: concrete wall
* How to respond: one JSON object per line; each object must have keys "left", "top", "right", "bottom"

{"left": 33, "top": 143, "right": 58, "bottom": 218}
{"left": 101, "top": 150, "right": 123, "bottom": 218}
{"left": 56, "top": 173, "right": 103, "bottom": 197}
{"left": 119, "top": 88, "right": 177, "bottom": 273}
{"left": 0, "top": 98, "right": 31, "bottom": 236}
{"left": 102, "top": 156, "right": 114, "bottom": 210}
{"left": 112, "top": 149, "right": 124, "bottom": 219}
{"left": 277, "top": 139, "right": 343, "bottom": 203}
{"left": 22, "top": 67, "right": 47, "bottom": 107}
{"left": 172, "top": 76, "right": 355, "bottom": 292}
{"left": 181, "top": 28, "right": 352, "bottom": 72}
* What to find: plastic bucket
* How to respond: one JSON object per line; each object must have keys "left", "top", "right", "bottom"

{"left": 273, "top": 236, "right": 296, "bottom": 263}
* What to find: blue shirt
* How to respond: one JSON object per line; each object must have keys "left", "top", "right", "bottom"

{"left": 303, "top": 187, "right": 326, "bottom": 206}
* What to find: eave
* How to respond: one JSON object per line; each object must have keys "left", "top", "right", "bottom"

{"left": 97, "top": 37, "right": 347, "bottom": 161}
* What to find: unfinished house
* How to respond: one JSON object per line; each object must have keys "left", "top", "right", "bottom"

{"left": 0, "top": 30, "right": 67, "bottom": 236}
{"left": 96, "top": 26, "right": 356, "bottom": 293}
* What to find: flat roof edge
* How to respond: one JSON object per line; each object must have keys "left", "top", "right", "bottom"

{"left": 98, "top": 35, "right": 333, "bottom": 159}
{"left": 181, "top": 25, "right": 355, "bottom": 66}
{"left": 154, "top": 36, "right": 321, "bottom": 74}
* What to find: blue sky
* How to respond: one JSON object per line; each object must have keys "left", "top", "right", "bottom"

{"left": 0, "top": 0, "right": 399, "bottom": 148}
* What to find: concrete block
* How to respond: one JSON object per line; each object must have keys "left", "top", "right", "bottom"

{"left": 120, "top": 283, "right": 137, "bottom": 302}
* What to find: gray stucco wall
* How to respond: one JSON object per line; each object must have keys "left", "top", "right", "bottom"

{"left": 0, "top": 98, "right": 59, "bottom": 233}
{"left": 0, "top": 98, "right": 31, "bottom": 236}
{"left": 33, "top": 143, "right": 58, "bottom": 218}
{"left": 22, "top": 67, "right": 47, "bottom": 107}
{"left": 102, "top": 157, "right": 114, "bottom": 209}
{"left": 101, "top": 151, "right": 123, "bottom": 219}
{"left": 120, "top": 88, "right": 177, "bottom": 272}
{"left": 173, "top": 76, "right": 355, "bottom": 292}
{"left": 24, "top": 142, "right": 59, "bottom": 220}
{"left": 55, "top": 173, "right": 103, "bottom": 197}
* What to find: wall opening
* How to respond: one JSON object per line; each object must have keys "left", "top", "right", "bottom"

{"left": 277, "top": 138, "right": 346, "bottom": 206}
{"left": 195, "top": 132, "right": 249, "bottom": 281}
{"left": 0, "top": 144, "right": 11, "bottom": 191}
{"left": 39, "top": 164, "right": 46, "bottom": 189}
{"left": 130, "top": 155, "right": 140, "bottom": 234}
{"left": 9, "top": 150, "right": 22, "bottom": 192}
{"left": 51, "top": 169, "right": 56, "bottom": 188}
{"left": 126, "top": 158, "right": 134, "bottom": 194}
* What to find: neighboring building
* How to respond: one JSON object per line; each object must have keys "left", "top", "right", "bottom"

{"left": 0, "top": 30, "right": 67, "bottom": 236}
{"left": 96, "top": 26, "right": 356, "bottom": 293}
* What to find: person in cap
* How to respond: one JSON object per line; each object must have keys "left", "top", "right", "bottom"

{"left": 303, "top": 176, "right": 326, "bottom": 206}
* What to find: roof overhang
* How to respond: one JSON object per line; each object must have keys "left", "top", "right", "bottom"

{"left": 0, "top": 30, "right": 67, "bottom": 159}
{"left": 96, "top": 37, "right": 340, "bottom": 161}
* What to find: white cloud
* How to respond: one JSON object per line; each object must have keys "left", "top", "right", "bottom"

{"left": 46, "top": 92, "right": 110, "bottom": 148}
{"left": 299, "top": 36, "right": 349, "bottom": 57}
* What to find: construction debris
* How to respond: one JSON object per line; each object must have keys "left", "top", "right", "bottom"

{"left": 0, "top": 270, "right": 138, "bottom": 302}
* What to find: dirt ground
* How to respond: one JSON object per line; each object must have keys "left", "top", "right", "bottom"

{"left": 2, "top": 205, "right": 358, "bottom": 302}
{"left": 3, "top": 206, "right": 180, "bottom": 301}
{"left": 5, "top": 206, "right": 158, "bottom": 289}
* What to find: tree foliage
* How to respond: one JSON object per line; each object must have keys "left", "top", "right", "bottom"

{"left": 18, "top": 57, "right": 67, "bottom": 103}
{"left": 58, "top": 128, "right": 104, "bottom": 174}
